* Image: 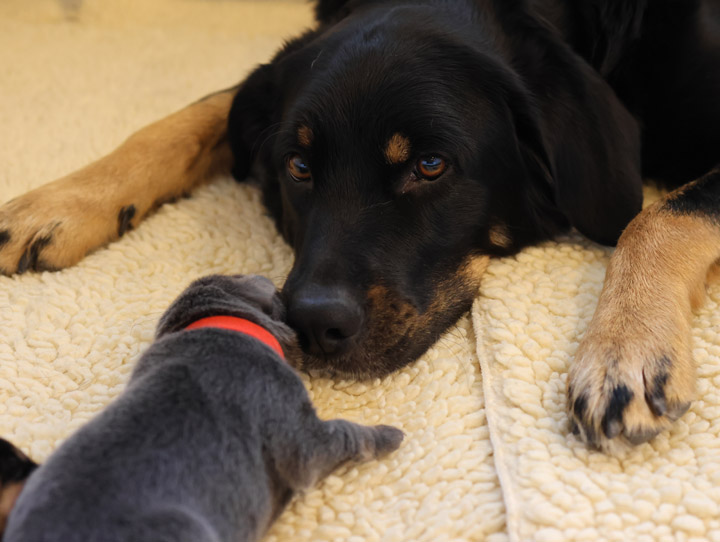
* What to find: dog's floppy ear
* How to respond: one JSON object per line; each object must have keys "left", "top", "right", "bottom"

{"left": 228, "top": 30, "right": 319, "bottom": 183}
{"left": 315, "top": 0, "right": 353, "bottom": 24}
{"left": 503, "top": 55, "right": 643, "bottom": 246}
{"left": 544, "top": 64, "right": 644, "bottom": 246}
{"left": 227, "top": 63, "right": 279, "bottom": 181}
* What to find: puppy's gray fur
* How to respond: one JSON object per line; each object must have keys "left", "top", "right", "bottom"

{"left": 4, "top": 274, "right": 403, "bottom": 542}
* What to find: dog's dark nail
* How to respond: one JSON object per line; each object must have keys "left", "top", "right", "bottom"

{"left": 603, "top": 418, "right": 622, "bottom": 439}
{"left": 118, "top": 205, "right": 136, "bottom": 237}
{"left": 644, "top": 366, "right": 670, "bottom": 416}
{"left": 645, "top": 375, "right": 669, "bottom": 418}
{"left": 584, "top": 424, "right": 600, "bottom": 449}
{"left": 667, "top": 401, "right": 691, "bottom": 421}
{"left": 625, "top": 426, "right": 661, "bottom": 445}
{"left": 570, "top": 419, "right": 580, "bottom": 436}
{"left": 572, "top": 393, "right": 587, "bottom": 421}
{"left": 16, "top": 248, "right": 30, "bottom": 274}
{"left": 601, "top": 385, "right": 633, "bottom": 439}
{"left": 17, "top": 234, "right": 54, "bottom": 274}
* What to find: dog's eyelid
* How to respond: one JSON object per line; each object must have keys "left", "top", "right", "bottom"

{"left": 397, "top": 162, "right": 452, "bottom": 195}
{"left": 413, "top": 155, "right": 450, "bottom": 181}
{"left": 286, "top": 153, "right": 312, "bottom": 183}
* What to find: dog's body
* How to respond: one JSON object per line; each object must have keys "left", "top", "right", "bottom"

{"left": 1, "top": 275, "right": 402, "bottom": 542}
{"left": 0, "top": 0, "right": 718, "bottom": 448}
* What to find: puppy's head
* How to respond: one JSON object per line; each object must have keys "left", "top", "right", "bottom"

{"left": 156, "top": 275, "right": 299, "bottom": 359}
{"left": 229, "top": 3, "right": 638, "bottom": 377}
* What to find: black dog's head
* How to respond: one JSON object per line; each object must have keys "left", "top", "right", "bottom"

{"left": 228, "top": 0, "right": 642, "bottom": 377}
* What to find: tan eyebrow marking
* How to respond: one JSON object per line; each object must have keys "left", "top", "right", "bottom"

{"left": 298, "top": 125, "right": 313, "bottom": 148}
{"left": 384, "top": 133, "right": 411, "bottom": 164}
{"left": 489, "top": 224, "right": 512, "bottom": 248}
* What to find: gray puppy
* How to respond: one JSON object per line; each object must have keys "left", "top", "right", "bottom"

{"left": 4, "top": 274, "right": 403, "bottom": 542}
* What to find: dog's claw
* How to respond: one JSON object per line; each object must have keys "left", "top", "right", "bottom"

{"left": 568, "top": 348, "right": 694, "bottom": 449}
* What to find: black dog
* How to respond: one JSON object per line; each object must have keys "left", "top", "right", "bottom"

{"left": 1, "top": 275, "right": 402, "bottom": 541}
{"left": 0, "top": 0, "right": 718, "bottom": 448}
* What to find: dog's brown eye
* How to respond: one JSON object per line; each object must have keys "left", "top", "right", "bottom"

{"left": 417, "top": 156, "right": 447, "bottom": 179}
{"left": 287, "top": 154, "right": 311, "bottom": 182}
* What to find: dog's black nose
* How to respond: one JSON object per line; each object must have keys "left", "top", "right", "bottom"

{"left": 286, "top": 285, "right": 364, "bottom": 356}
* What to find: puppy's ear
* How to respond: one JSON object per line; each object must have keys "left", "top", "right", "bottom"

{"left": 227, "top": 63, "right": 279, "bottom": 181}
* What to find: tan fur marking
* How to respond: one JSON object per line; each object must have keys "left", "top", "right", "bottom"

{"left": 298, "top": 126, "right": 314, "bottom": 148}
{"left": 344, "top": 253, "right": 490, "bottom": 377}
{"left": 384, "top": 133, "right": 411, "bottom": 165}
{"left": 489, "top": 224, "right": 512, "bottom": 248}
{"left": 568, "top": 194, "right": 720, "bottom": 447}
{"left": 0, "top": 481, "right": 25, "bottom": 536}
{"left": 0, "top": 89, "right": 236, "bottom": 273}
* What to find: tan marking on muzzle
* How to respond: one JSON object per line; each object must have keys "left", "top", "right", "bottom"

{"left": 0, "top": 481, "right": 26, "bottom": 536}
{"left": 384, "top": 133, "right": 411, "bottom": 164}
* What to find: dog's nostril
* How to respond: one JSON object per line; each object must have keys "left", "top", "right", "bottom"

{"left": 286, "top": 285, "right": 363, "bottom": 357}
{"left": 325, "top": 327, "right": 347, "bottom": 342}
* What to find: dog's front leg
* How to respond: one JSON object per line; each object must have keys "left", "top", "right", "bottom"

{"left": 0, "top": 88, "right": 236, "bottom": 275}
{"left": 567, "top": 168, "right": 720, "bottom": 448}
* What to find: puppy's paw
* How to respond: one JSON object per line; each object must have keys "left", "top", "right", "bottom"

{"left": 0, "top": 179, "right": 127, "bottom": 275}
{"left": 567, "top": 326, "right": 694, "bottom": 449}
{"left": 359, "top": 424, "right": 404, "bottom": 461}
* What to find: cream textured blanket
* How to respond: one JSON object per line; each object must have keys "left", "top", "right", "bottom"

{"left": 1, "top": 1, "right": 718, "bottom": 541}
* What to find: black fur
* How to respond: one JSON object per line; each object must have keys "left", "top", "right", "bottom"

{"left": 666, "top": 169, "right": 720, "bottom": 221}
{"left": 0, "top": 440, "right": 37, "bottom": 486}
{"left": 17, "top": 232, "right": 54, "bottom": 275}
{"left": 645, "top": 371, "right": 670, "bottom": 418}
{"left": 225, "top": 0, "right": 719, "bottom": 377}
{"left": 117, "top": 204, "right": 136, "bottom": 237}
{"left": 601, "top": 385, "right": 634, "bottom": 439}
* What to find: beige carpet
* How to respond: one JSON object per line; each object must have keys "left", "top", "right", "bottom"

{"left": 2, "top": 1, "right": 720, "bottom": 541}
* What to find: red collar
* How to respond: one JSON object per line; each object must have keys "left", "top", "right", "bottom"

{"left": 184, "top": 316, "right": 284, "bottom": 359}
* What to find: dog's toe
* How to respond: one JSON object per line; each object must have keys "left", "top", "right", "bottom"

{"left": 567, "top": 342, "right": 694, "bottom": 450}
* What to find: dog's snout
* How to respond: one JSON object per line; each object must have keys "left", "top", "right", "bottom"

{"left": 286, "top": 285, "right": 364, "bottom": 356}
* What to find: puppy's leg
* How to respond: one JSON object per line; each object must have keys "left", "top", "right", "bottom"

{"left": 314, "top": 420, "right": 403, "bottom": 480}
{"left": 0, "top": 439, "right": 38, "bottom": 537}
{"left": 322, "top": 420, "right": 405, "bottom": 464}
{"left": 568, "top": 168, "right": 720, "bottom": 448}
{"left": 282, "top": 420, "right": 403, "bottom": 491}
{"left": 0, "top": 87, "right": 236, "bottom": 275}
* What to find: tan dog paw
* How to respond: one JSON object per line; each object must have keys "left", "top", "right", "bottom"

{"left": 0, "top": 174, "right": 131, "bottom": 274}
{"left": 567, "top": 326, "right": 694, "bottom": 448}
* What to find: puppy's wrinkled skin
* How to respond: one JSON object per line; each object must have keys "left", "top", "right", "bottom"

{"left": 3, "top": 275, "right": 403, "bottom": 542}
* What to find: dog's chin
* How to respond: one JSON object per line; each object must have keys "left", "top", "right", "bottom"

{"left": 298, "top": 352, "right": 408, "bottom": 380}
{"left": 294, "top": 334, "right": 435, "bottom": 380}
